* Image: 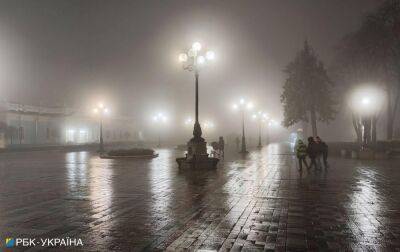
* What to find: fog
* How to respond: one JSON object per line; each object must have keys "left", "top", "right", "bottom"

{"left": 0, "top": 0, "right": 379, "bottom": 143}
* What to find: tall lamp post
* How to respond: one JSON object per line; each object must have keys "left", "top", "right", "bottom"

{"left": 178, "top": 42, "right": 215, "bottom": 159}
{"left": 152, "top": 113, "right": 167, "bottom": 147}
{"left": 233, "top": 98, "right": 253, "bottom": 153}
{"left": 252, "top": 111, "right": 269, "bottom": 148}
{"left": 93, "top": 103, "right": 109, "bottom": 153}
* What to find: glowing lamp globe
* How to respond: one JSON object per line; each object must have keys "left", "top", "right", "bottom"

{"left": 179, "top": 53, "right": 188, "bottom": 62}
{"left": 206, "top": 51, "right": 215, "bottom": 60}
{"left": 192, "top": 42, "right": 202, "bottom": 51}
{"left": 197, "top": 56, "right": 205, "bottom": 64}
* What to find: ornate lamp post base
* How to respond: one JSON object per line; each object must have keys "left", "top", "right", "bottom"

{"left": 239, "top": 146, "right": 248, "bottom": 154}
{"left": 176, "top": 125, "right": 219, "bottom": 169}
{"left": 176, "top": 152, "right": 219, "bottom": 169}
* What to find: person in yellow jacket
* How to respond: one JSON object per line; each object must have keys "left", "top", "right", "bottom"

{"left": 296, "top": 139, "right": 309, "bottom": 170}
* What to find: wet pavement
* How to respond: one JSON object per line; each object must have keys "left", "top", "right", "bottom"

{"left": 1, "top": 143, "right": 400, "bottom": 251}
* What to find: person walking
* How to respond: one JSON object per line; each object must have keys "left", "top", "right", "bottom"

{"left": 307, "top": 137, "right": 319, "bottom": 170}
{"left": 316, "top": 136, "right": 328, "bottom": 168}
{"left": 295, "top": 139, "right": 308, "bottom": 170}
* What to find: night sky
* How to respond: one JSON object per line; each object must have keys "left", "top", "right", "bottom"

{"left": 0, "top": 0, "right": 379, "bottom": 139}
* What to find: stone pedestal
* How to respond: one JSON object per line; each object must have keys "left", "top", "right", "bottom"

{"left": 176, "top": 137, "right": 219, "bottom": 169}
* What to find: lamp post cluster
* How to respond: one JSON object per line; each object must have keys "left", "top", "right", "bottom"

{"left": 93, "top": 103, "right": 109, "bottom": 153}
{"left": 232, "top": 98, "right": 279, "bottom": 153}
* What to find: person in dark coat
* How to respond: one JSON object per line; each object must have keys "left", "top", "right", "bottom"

{"left": 295, "top": 139, "right": 308, "bottom": 170}
{"left": 316, "top": 136, "right": 328, "bottom": 168}
{"left": 307, "top": 136, "right": 319, "bottom": 169}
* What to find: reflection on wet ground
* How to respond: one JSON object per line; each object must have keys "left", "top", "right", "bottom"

{"left": 0, "top": 144, "right": 400, "bottom": 251}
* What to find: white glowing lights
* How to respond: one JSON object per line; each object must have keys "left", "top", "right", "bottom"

{"left": 206, "top": 50, "right": 215, "bottom": 60}
{"left": 197, "top": 55, "right": 205, "bottom": 64}
{"left": 93, "top": 103, "right": 109, "bottom": 115}
{"left": 253, "top": 111, "right": 270, "bottom": 122}
{"left": 192, "top": 42, "right": 202, "bottom": 51}
{"left": 153, "top": 113, "right": 168, "bottom": 123}
{"left": 233, "top": 98, "right": 254, "bottom": 111}
{"left": 184, "top": 117, "right": 194, "bottom": 125}
{"left": 268, "top": 119, "right": 279, "bottom": 127}
{"left": 361, "top": 97, "right": 371, "bottom": 105}
{"left": 179, "top": 53, "right": 188, "bottom": 62}
{"left": 203, "top": 120, "right": 215, "bottom": 129}
{"left": 178, "top": 42, "right": 215, "bottom": 69}
{"left": 350, "top": 86, "right": 385, "bottom": 115}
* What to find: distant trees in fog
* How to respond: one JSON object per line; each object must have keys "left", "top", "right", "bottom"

{"left": 281, "top": 41, "right": 336, "bottom": 137}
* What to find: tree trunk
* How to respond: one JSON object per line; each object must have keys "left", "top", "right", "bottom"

{"left": 362, "top": 116, "right": 372, "bottom": 147}
{"left": 387, "top": 88, "right": 395, "bottom": 140}
{"left": 372, "top": 115, "right": 377, "bottom": 145}
{"left": 352, "top": 113, "right": 362, "bottom": 144}
{"left": 310, "top": 108, "right": 318, "bottom": 137}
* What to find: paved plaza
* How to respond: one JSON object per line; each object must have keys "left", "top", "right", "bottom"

{"left": 1, "top": 144, "right": 400, "bottom": 251}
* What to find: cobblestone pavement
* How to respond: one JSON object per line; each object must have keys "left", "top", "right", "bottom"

{"left": 1, "top": 144, "right": 400, "bottom": 251}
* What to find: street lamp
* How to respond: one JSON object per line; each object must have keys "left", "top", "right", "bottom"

{"left": 252, "top": 111, "right": 269, "bottom": 148}
{"left": 93, "top": 103, "right": 109, "bottom": 153}
{"left": 233, "top": 98, "right": 253, "bottom": 153}
{"left": 152, "top": 113, "right": 167, "bottom": 147}
{"left": 178, "top": 42, "right": 215, "bottom": 159}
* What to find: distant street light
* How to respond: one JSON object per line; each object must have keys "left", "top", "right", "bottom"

{"left": 93, "top": 102, "right": 109, "bottom": 153}
{"left": 178, "top": 42, "right": 215, "bottom": 160}
{"left": 233, "top": 98, "right": 253, "bottom": 153}
{"left": 252, "top": 111, "right": 269, "bottom": 148}
{"left": 184, "top": 117, "right": 194, "bottom": 126}
{"left": 152, "top": 113, "right": 167, "bottom": 147}
{"left": 203, "top": 120, "right": 215, "bottom": 130}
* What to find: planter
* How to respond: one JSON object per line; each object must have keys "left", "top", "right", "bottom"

{"left": 100, "top": 153, "right": 159, "bottom": 159}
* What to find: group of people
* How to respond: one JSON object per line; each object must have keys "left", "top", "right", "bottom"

{"left": 295, "top": 136, "right": 328, "bottom": 170}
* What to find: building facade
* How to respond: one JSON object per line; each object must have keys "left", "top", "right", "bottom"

{"left": 0, "top": 101, "right": 137, "bottom": 148}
